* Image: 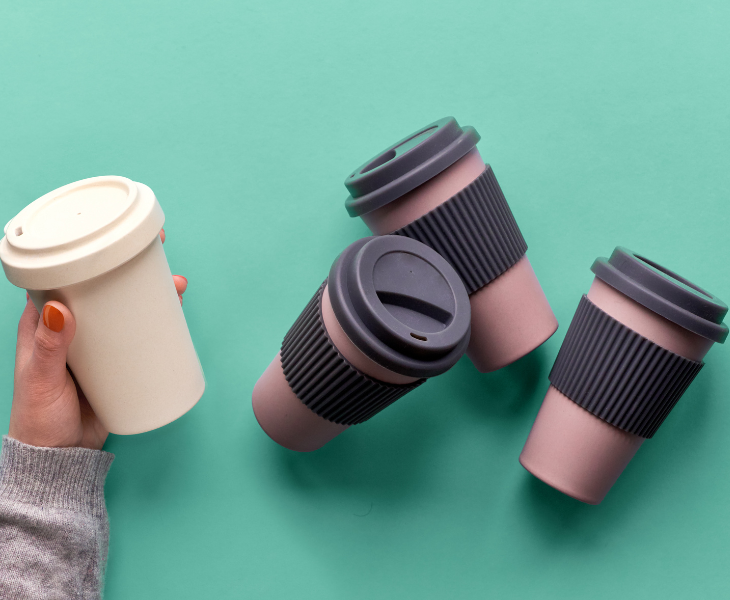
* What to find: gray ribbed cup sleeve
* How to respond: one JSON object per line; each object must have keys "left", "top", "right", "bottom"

{"left": 549, "top": 296, "right": 704, "bottom": 438}
{"left": 392, "top": 166, "right": 527, "bottom": 295}
{"left": 281, "top": 282, "right": 425, "bottom": 425}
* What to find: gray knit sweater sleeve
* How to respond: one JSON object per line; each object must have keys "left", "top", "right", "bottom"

{"left": 0, "top": 436, "right": 114, "bottom": 600}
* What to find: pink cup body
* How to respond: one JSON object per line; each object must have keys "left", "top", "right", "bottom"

{"left": 252, "top": 285, "right": 417, "bottom": 452}
{"left": 520, "top": 277, "right": 714, "bottom": 504}
{"left": 252, "top": 352, "right": 349, "bottom": 453}
{"left": 521, "top": 385, "right": 644, "bottom": 504}
{"left": 360, "top": 148, "right": 556, "bottom": 372}
{"left": 466, "top": 255, "right": 557, "bottom": 372}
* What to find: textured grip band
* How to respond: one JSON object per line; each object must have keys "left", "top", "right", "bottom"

{"left": 281, "top": 282, "right": 425, "bottom": 425}
{"left": 549, "top": 296, "right": 704, "bottom": 438}
{"left": 392, "top": 166, "right": 527, "bottom": 294}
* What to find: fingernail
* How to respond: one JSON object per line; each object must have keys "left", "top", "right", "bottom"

{"left": 43, "top": 305, "right": 64, "bottom": 332}
{"left": 179, "top": 276, "right": 188, "bottom": 284}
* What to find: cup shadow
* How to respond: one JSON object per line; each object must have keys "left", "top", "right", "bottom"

{"left": 267, "top": 346, "right": 552, "bottom": 504}
{"left": 516, "top": 364, "right": 715, "bottom": 543}
{"left": 105, "top": 409, "right": 198, "bottom": 506}
{"left": 617, "top": 368, "right": 713, "bottom": 491}
{"left": 267, "top": 386, "right": 442, "bottom": 503}
{"left": 448, "top": 346, "right": 551, "bottom": 421}
{"left": 521, "top": 474, "right": 594, "bottom": 528}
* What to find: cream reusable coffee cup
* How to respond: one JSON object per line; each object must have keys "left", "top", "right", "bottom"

{"left": 520, "top": 247, "right": 728, "bottom": 504}
{"left": 344, "top": 117, "right": 558, "bottom": 373}
{"left": 253, "top": 236, "right": 472, "bottom": 452}
{"left": 0, "top": 176, "right": 205, "bottom": 435}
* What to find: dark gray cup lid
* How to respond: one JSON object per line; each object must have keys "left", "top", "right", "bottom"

{"left": 344, "top": 117, "right": 480, "bottom": 217}
{"left": 328, "top": 236, "right": 472, "bottom": 378}
{"left": 591, "top": 247, "right": 728, "bottom": 343}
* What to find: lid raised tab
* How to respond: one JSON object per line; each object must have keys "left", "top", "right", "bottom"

{"left": 328, "top": 236, "right": 471, "bottom": 378}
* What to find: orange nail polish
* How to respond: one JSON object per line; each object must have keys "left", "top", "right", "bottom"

{"left": 43, "top": 305, "right": 64, "bottom": 332}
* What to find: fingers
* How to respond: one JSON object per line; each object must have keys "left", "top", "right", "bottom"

{"left": 70, "top": 368, "right": 110, "bottom": 449}
{"left": 15, "top": 296, "right": 41, "bottom": 374}
{"left": 173, "top": 275, "right": 187, "bottom": 306}
{"left": 162, "top": 229, "right": 185, "bottom": 303}
{"left": 26, "top": 301, "right": 77, "bottom": 389}
{"left": 78, "top": 393, "right": 110, "bottom": 449}
{"left": 173, "top": 275, "right": 188, "bottom": 295}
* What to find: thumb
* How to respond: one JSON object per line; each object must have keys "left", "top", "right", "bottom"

{"left": 27, "top": 301, "right": 77, "bottom": 388}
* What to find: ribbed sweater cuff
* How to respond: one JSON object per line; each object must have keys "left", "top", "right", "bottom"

{"left": 0, "top": 436, "right": 114, "bottom": 518}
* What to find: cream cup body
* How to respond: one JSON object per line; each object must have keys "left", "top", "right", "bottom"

{"left": 520, "top": 277, "right": 713, "bottom": 504}
{"left": 28, "top": 236, "right": 205, "bottom": 435}
{"left": 361, "top": 148, "right": 557, "bottom": 372}
{"left": 1, "top": 176, "right": 205, "bottom": 435}
{"left": 252, "top": 284, "right": 418, "bottom": 452}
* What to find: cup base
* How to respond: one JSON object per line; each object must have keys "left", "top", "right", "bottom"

{"left": 107, "top": 383, "right": 204, "bottom": 435}
{"left": 252, "top": 353, "right": 349, "bottom": 452}
{"left": 466, "top": 255, "right": 558, "bottom": 373}
{"left": 519, "top": 386, "right": 644, "bottom": 505}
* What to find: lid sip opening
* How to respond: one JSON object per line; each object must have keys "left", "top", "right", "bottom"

{"left": 591, "top": 247, "right": 728, "bottom": 343}
{"left": 344, "top": 117, "right": 481, "bottom": 218}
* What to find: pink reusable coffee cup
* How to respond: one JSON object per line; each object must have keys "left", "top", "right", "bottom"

{"left": 0, "top": 176, "right": 205, "bottom": 435}
{"left": 520, "top": 247, "right": 728, "bottom": 504}
{"left": 344, "top": 117, "right": 558, "bottom": 373}
{"left": 252, "top": 235, "right": 471, "bottom": 452}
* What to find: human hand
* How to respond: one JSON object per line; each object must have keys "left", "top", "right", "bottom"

{"left": 8, "top": 229, "right": 188, "bottom": 449}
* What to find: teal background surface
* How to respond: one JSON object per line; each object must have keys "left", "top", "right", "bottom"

{"left": 1, "top": 1, "right": 729, "bottom": 597}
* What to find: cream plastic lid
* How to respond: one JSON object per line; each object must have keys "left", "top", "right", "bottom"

{"left": 0, "top": 176, "right": 164, "bottom": 290}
